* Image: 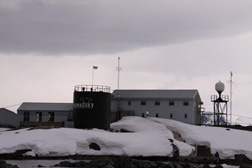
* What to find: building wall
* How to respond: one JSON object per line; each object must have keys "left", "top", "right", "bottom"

{"left": 193, "top": 93, "right": 203, "bottom": 125}
{"left": 18, "top": 110, "right": 71, "bottom": 123}
{"left": 0, "top": 109, "right": 21, "bottom": 127}
{"left": 111, "top": 98, "right": 196, "bottom": 124}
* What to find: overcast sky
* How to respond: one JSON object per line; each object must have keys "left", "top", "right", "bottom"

{"left": 1, "top": 0, "right": 252, "bottom": 121}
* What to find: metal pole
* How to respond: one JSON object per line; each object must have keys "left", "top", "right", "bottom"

{"left": 116, "top": 57, "right": 122, "bottom": 90}
{"left": 92, "top": 67, "right": 94, "bottom": 88}
{"left": 230, "top": 71, "right": 233, "bottom": 125}
{"left": 117, "top": 94, "right": 121, "bottom": 120}
{"left": 217, "top": 101, "right": 220, "bottom": 125}
{"left": 214, "top": 102, "right": 216, "bottom": 125}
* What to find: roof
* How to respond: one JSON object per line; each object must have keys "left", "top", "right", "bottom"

{"left": 0, "top": 108, "right": 16, "bottom": 114}
{"left": 17, "top": 102, "right": 73, "bottom": 112}
{"left": 112, "top": 90, "right": 200, "bottom": 100}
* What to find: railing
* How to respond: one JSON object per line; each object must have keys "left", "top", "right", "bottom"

{"left": 74, "top": 85, "right": 110, "bottom": 93}
{"left": 211, "top": 95, "right": 229, "bottom": 102}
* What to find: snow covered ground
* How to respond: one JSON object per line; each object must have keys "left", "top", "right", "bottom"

{"left": 150, "top": 117, "right": 252, "bottom": 159}
{"left": 233, "top": 116, "right": 252, "bottom": 126}
{"left": 202, "top": 111, "right": 252, "bottom": 126}
{"left": 0, "top": 128, "right": 9, "bottom": 132}
{"left": 0, "top": 116, "right": 252, "bottom": 160}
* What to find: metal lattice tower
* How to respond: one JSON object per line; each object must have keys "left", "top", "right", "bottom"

{"left": 211, "top": 81, "right": 229, "bottom": 125}
{"left": 116, "top": 57, "right": 122, "bottom": 90}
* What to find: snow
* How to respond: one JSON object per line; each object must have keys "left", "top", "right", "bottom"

{"left": 149, "top": 117, "right": 252, "bottom": 159}
{"left": 202, "top": 112, "right": 252, "bottom": 126}
{"left": 0, "top": 116, "right": 252, "bottom": 160}
{"left": 233, "top": 116, "right": 252, "bottom": 126}
{"left": 0, "top": 128, "right": 10, "bottom": 132}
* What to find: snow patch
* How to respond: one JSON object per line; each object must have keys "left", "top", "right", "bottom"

{"left": 0, "top": 117, "right": 252, "bottom": 160}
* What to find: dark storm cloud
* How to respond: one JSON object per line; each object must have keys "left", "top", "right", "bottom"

{"left": 1, "top": 0, "right": 252, "bottom": 55}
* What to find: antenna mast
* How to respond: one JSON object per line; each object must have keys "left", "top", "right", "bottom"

{"left": 116, "top": 57, "right": 122, "bottom": 90}
{"left": 229, "top": 71, "right": 234, "bottom": 125}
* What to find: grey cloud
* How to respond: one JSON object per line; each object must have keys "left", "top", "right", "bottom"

{"left": 0, "top": 0, "right": 252, "bottom": 55}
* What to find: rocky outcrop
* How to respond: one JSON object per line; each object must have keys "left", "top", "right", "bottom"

{"left": 89, "top": 142, "right": 101, "bottom": 151}
{"left": 52, "top": 156, "right": 220, "bottom": 168}
{"left": 0, "top": 161, "right": 19, "bottom": 168}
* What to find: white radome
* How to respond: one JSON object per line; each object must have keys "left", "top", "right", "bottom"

{"left": 215, "top": 81, "right": 225, "bottom": 93}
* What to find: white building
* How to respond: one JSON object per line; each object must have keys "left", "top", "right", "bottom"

{"left": 16, "top": 89, "right": 204, "bottom": 127}
{"left": 111, "top": 90, "right": 203, "bottom": 125}
{"left": 17, "top": 102, "right": 73, "bottom": 127}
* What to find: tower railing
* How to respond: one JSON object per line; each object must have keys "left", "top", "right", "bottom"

{"left": 74, "top": 85, "right": 110, "bottom": 93}
{"left": 211, "top": 95, "right": 229, "bottom": 102}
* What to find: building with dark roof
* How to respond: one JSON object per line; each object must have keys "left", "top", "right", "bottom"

{"left": 16, "top": 89, "right": 204, "bottom": 127}
{"left": 111, "top": 90, "right": 203, "bottom": 125}
{"left": 17, "top": 102, "right": 73, "bottom": 127}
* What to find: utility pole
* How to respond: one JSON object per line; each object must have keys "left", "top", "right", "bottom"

{"left": 116, "top": 57, "right": 122, "bottom": 90}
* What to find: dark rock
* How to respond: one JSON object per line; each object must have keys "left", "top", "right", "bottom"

{"left": 239, "top": 165, "right": 252, "bottom": 168}
{"left": 173, "top": 162, "right": 183, "bottom": 168}
{"left": 89, "top": 160, "right": 110, "bottom": 168}
{"left": 196, "top": 145, "right": 212, "bottom": 157}
{"left": 75, "top": 161, "right": 89, "bottom": 167}
{"left": 53, "top": 161, "right": 87, "bottom": 167}
{"left": 235, "top": 154, "right": 250, "bottom": 162}
{"left": 37, "top": 165, "right": 45, "bottom": 167}
{"left": 0, "top": 160, "right": 19, "bottom": 168}
{"left": 89, "top": 142, "right": 101, "bottom": 151}
{"left": 168, "top": 139, "right": 179, "bottom": 161}
{"left": 214, "top": 164, "right": 223, "bottom": 168}
{"left": 203, "top": 164, "right": 211, "bottom": 168}
{"left": 164, "top": 162, "right": 176, "bottom": 168}
{"left": 180, "top": 162, "right": 191, "bottom": 168}
{"left": 52, "top": 157, "right": 199, "bottom": 168}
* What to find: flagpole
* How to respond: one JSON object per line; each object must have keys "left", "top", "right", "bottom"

{"left": 92, "top": 67, "right": 94, "bottom": 88}
{"left": 92, "top": 66, "right": 98, "bottom": 89}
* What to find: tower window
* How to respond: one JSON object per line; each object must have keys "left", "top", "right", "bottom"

{"left": 170, "top": 113, "right": 173, "bottom": 118}
{"left": 128, "top": 101, "right": 131, "bottom": 106}
{"left": 185, "top": 113, "right": 188, "bottom": 118}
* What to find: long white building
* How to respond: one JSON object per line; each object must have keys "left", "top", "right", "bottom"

{"left": 111, "top": 90, "right": 203, "bottom": 125}
{"left": 16, "top": 89, "right": 204, "bottom": 127}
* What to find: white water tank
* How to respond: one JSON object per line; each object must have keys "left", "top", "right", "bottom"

{"left": 215, "top": 81, "right": 225, "bottom": 94}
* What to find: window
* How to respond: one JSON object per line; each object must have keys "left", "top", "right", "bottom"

{"left": 183, "top": 101, "right": 189, "bottom": 106}
{"left": 169, "top": 101, "right": 175, "bottom": 106}
{"left": 155, "top": 101, "right": 160, "bottom": 106}
{"left": 23, "top": 111, "right": 30, "bottom": 122}
{"left": 128, "top": 101, "right": 131, "bottom": 106}
{"left": 141, "top": 101, "right": 146, "bottom": 105}
{"left": 48, "top": 112, "right": 54, "bottom": 122}
{"left": 184, "top": 113, "right": 188, "bottom": 118}
{"left": 170, "top": 113, "right": 173, "bottom": 118}
{"left": 36, "top": 112, "right": 42, "bottom": 122}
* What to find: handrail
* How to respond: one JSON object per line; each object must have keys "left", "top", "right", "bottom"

{"left": 211, "top": 95, "right": 229, "bottom": 102}
{"left": 74, "top": 85, "right": 110, "bottom": 93}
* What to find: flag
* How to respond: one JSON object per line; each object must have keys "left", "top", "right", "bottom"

{"left": 93, "top": 66, "right": 98, "bottom": 70}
